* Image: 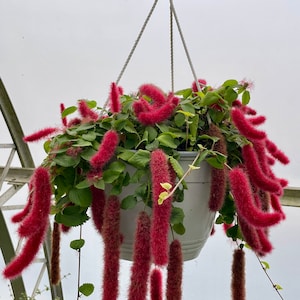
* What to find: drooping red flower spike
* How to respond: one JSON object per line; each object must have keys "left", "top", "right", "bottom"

{"left": 78, "top": 99, "right": 99, "bottom": 121}
{"left": 248, "top": 115, "right": 266, "bottom": 126}
{"left": 51, "top": 222, "right": 61, "bottom": 285}
{"left": 232, "top": 100, "right": 257, "bottom": 115}
{"left": 11, "top": 181, "right": 33, "bottom": 223}
{"left": 3, "top": 226, "right": 48, "bottom": 279}
{"left": 231, "top": 108, "right": 266, "bottom": 140}
{"left": 90, "top": 130, "right": 119, "bottom": 171}
{"left": 23, "top": 127, "right": 59, "bottom": 142}
{"left": 231, "top": 248, "right": 246, "bottom": 300}
{"left": 90, "top": 186, "right": 106, "bottom": 234}
{"left": 208, "top": 123, "right": 227, "bottom": 211}
{"left": 229, "top": 167, "right": 282, "bottom": 228}
{"left": 150, "top": 268, "right": 163, "bottom": 300}
{"left": 18, "top": 167, "right": 52, "bottom": 238}
{"left": 60, "top": 103, "right": 67, "bottom": 127}
{"left": 109, "top": 82, "right": 122, "bottom": 113}
{"left": 102, "top": 195, "right": 121, "bottom": 300}
{"left": 166, "top": 240, "right": 183, "bottom": 300}
{"left": 139, "top": 84, "right": 166, "bottom": 107}
{"left": 242, "top": 144, "right": 282, "bottom": 194}
{"left": 132, "top": 97, "right": 153, "bottom": 115}
{"left": 150, "top": 149, "right": 172, "bottom": 266}
{"left": 256, "top": 228, "right": 273, "bottom": 254}
{"left": 266, "top": 139, "right": 290, "bottom": 165}
{"left": 128, "top": 211, "right": 151, "bottom": 300}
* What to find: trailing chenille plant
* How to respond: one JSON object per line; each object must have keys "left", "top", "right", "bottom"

{"left": 3, "top": 78, "right": 289, "bottom": 299}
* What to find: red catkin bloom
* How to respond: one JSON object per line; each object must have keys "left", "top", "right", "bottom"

{"left": 109, "top": 82, "right": 121, "bottom": 113}
{"left": 60, "top": 103, "right": 67, "bottom": 127}
{"left": 229, "top": 167, "right": 282, "bottom": 228}
{"left": 23, "top": 127, "right": 58, "bottom": 142}
{"left": 78, "top": 100, "right": 99, "bottom": 121}
{"left": 67, "top": 117, "right": 82, "bottom": 127}
{"left": 242, "top": 144, "right": 282, "bottom": 194}
{"left": 102, "top": 195, "right": 121, "bottom": 300}
{"left": 150, "top": 149, "right": 172, "bottom": 266}
{"left": 18, "top": 167, "right": 52, "bottom": 238}
{"left": 150, "top": 268, "right": 163, "bottom": 300}
{"left": 91, "top": 186, "right": 106, "bottom": 234}
{"left": 248, "top": 115, "right": 266, "bottom": 126}
{"left": 231, "top": 248, "right": 246, "bottom": 300}
{"left": 256, "top": 228, "right": 273, "bottom": 255}
{"left": 139, "top": 84, "right": 166, "bottom": 107}
{"left": 128, "top": 211, "right": 151, "bottom": 300}
{"left": 208, "top": 123, "right": 227, "bottom": 211}
{"left": 266, "top": 139, "right": 290, "bottom": 165}
{"left": 51, "top": 222, "right": 61, "bottom": 285}
{"left": 239, "top": 217, "right": 262, "bottom": 253}
{"left": 90, "top": 130, "right": 119, "bottom": 170}
{"left": 136, "top": 95, "right": 179, "bottom": 126}
{"left": 231, "top": 108, "right": 266, "bottom": 140}
{"left": 11, "top": 182, "right": 33, "bottom": 223}
{"left": 3, "top": 225, "right": 48, "bottom": 279}
{"left": 270, "top": 193, "right": 286, "bottom": 219}
{"left": 166, "top": 240, "right": 183, "bottom": 300}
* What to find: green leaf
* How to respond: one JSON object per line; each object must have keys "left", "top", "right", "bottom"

{"left": 73, "top": 140, "right": 93, "bottom": 147}
{"left": 127, "top": 150, "right": 150, "bottom": 168}
{"left": 130, "top": 169, "right": 146, "bottom": 183}
{"left": 70, "top": 239, "right": 85, "bottom": 250}
{"left": 76, "top": 179, "right": 92, "bottom": 189}
{"left": 172, "top": 222, "right": 186, "bottom": 235}
{"left": 121, "top": 195, "right": 137, "bottom": 209}
{"left": 274, "top": 284, "right": 283, "bottom": 290}
{"left": 55, "top": 207, "right": 89, "bottom": 227}
{"left": 62, "top": 106, "right": 77, "bottom": 118}
{"left": 206, "top": 153, "right": 226, "bottom": 169}
{"left": 102, "top": 170, "right": 122, "bottom": 183}
{"left": 79, "top": 283, "right": 95, "bottom": 296}
{"left": 224, "top": 87, "right": 238, "bottom": 104}
{"left": 174, "top": 113, "right": 186, "bottom": 127}
{"left": 93, "top": 179, "right": 105, "bottom": 189}
{"left": 146, "top": 126, "right": 158, "bottom": 141}
{"left": 180, "top": 102, "right": 195, "bottom": 114}
{"left": 201, "top": 91, "right": 220, "bottom": 106}
{"left": 261, "top": 261, "right": 270, "bottom": 270}
{"left": 69, "top": 188, "right": 92, "bottom": 207}
{"left": 157, "top": 133, "right": 178, "bottom": 149}
{"left": 117, "top": 150, "right": 135, "bottom": 162}
{"left": 222, "top": 79, "right": 238, "bottom": 87}
{"left": 242, "top": 90, "right": 250, "bottom": 105}
{"left": 53, "top": 154, "right": 81, "bottom": 167}
{"left": 86, "top": 100, "right": 97, "bottom": 109}
{"left": 82, "top": 131, "right": 97, "bottom": 142}
{"left": 107, "top": 161, "right": 126, "bottom": 173}
{"left": 170, "top": 207, "right": 185, "bottom": 224}
{"left": 80, "top": 148, "right": 97, "bottom": 160}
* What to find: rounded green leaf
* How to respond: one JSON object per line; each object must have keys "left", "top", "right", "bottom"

{"left": 70, "top": 239, "right": 85, "bottom": 250}
{"left": 172, "top": 222, "right": 186, "bottom": 235}
{"left": 79, "top": 283, "right": 95, "bottom": 296}
{"left": 121, "top": 195, "right": 137, "bottom": 209}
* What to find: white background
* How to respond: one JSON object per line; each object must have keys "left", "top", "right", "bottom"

{"left": 1, "top": 0, "right": 300, "bottom": 299}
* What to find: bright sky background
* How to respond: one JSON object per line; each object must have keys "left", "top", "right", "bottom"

{"left": 1, "top": 0, "right": 300, "bottom": 299}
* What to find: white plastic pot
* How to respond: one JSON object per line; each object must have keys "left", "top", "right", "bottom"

{"left": 118, "top": 152, "right": 216, "bottom": 261}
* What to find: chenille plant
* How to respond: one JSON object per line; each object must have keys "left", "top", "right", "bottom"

{"left": 3, "top": 79, "right": 289, "bottom": 299}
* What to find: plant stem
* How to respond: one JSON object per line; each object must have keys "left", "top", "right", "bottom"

{"left": 255, "top": 254, "right": 285, "bottom": 300}
{"left": 77, "top": 225, "right": 82, "bottom": 300}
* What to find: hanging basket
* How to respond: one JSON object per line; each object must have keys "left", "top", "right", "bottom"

{"left": 117, "top": 152, "right": 216, "bottom": 261}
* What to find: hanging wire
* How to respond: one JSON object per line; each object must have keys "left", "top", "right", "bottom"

{"left": 169, "top": 0, "right": 200, "bottom": 91}
{"left": 170, "top": 4, "right": 174, "bottom": 92}
{"left": 102, "top": 0, "right": 158, "bottom": 111}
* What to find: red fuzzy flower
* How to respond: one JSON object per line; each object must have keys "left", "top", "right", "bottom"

{"left": 266, "top": 139, "right": 290, "bottom": 165}
{"left": 51, "top": 222, "right": 61, "bottom": 285}
{"left": 229, "top": 167, "right": 282, "bottom": 228}
{"left": 91, "top": 186, "right": 106, "bottom": 234}
{"left": 166, "top": 240, "right": 183, "bottom": 300}
{"left": 150, "top": 269, "right": 163, "bottom": 300}
{"left": 139, "top": 84, "right": 166, "bottom": 107}
{"left": 78, "top": 100, "right": 99, "bottom": 121}
{"left": 90, "top": 130, "right": 119, "bottom": 170}
{"left": 18, "top": 167, "right": 52, "bottom": 238}
{"left": 191, "top": 79, "right": 207, "bottom": 92}
{"left": 128, "top": 211, "right": 151, "bottom": 300}
{"left": 242, "top": 144, "right": 282, "bottom": 194}
{"left": 23, "top": 127, "right": 59, "bottom": 142}
{"left": 231, "top": 108, "right": 266, "bottom": 140}
{"left": 60, "top": 103, "right": 67, "bottom": 127}
{"left": 150, "top": 149, "right": 172, "bottom": 266}
{"left": 231, "top": 249, "right": 246, "bottom": 300}
{"left": 109, "top": 82, "right": 122, "bottom": 113}
{"left": 102, "top": 195, "right": 121, "bottom": 300}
